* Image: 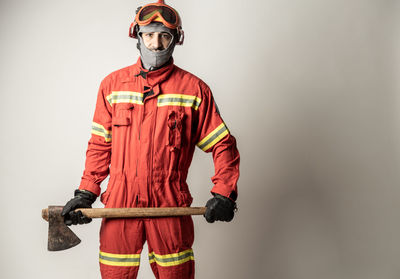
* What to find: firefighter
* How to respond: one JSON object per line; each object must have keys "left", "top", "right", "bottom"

{"left": 61, "top": 1, "right": 240, "bottom": 278}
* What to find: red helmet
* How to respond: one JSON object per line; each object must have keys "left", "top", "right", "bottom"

{"left": 129, "top": 0, "right": 184, "bottom": 45}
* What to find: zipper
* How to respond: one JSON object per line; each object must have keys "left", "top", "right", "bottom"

{"left": 136, "top": 104, "right": 145, "bottom": 177}
{"left": 148, "top": 98, "right": 157, "bottom": 197}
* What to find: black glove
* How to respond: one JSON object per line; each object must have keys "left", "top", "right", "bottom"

{"left": 204, "top": 194, "right": 237, "bottom": 223}
{"left": 61, "top": 189, "right": 97, "bottom": 226}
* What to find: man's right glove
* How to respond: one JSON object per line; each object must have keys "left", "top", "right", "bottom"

{"left": 204, "top": 194, "right": 237, "bottom": 223}
{"left": 61, "top": 189, "right": 97, "bottom": 226}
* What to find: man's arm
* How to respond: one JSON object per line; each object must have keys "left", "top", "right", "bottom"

{"left": 62, "top": 80, "right": 113, "bottom": 225}
{"left": 195, "top": 84, "right": 240, "bottom": 222}
{"left": 79, "top": 81, "right": 113, "bottom": 196}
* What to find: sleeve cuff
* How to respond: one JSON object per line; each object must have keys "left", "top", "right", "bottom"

{"left": 79, "top": 179, "right": 101, "bottom": 196}
{"left": 210, "top": 186, "right": 237, "bottom": 202}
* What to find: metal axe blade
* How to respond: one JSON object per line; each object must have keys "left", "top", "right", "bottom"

{"left": 46, "top": 206, "right": 81, "bottom": 251}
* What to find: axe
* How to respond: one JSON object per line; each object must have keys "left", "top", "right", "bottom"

{"left": 42, "top": 206, "right": 206, "bottom": 251}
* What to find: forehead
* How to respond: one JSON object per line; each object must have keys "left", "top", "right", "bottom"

{"left": 142, "top": 31, "right": 171, "bottom": 35}
{"left": 138, "top": 22, "right": 173, "bottom": 34}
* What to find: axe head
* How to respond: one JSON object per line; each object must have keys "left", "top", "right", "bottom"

{"left": 45, "top": 206, "right": 81, "bottom": 251}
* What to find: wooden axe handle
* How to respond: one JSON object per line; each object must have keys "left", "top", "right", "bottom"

{"left": 42, "top": 207, "right": 206, "bottom": 221}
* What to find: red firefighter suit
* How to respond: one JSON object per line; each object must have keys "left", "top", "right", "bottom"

{"left": 78, "top": 58, "right": 240, "bottom": 279}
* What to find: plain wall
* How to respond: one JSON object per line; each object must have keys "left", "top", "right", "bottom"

{"left": 1, "top": 0, "right": 399, "bottom": 278}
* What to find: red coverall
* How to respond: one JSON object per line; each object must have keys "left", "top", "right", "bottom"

{"left": 78, "top": 58, "right": 240, "bottom": 279}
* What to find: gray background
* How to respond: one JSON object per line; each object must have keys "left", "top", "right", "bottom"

{"left": 1, "top": 0, "right": 400, "bottom": 278}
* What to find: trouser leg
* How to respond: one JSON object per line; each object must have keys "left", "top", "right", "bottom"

{"left": 145, "top": 216, "right": 195, "bottom": 279}
{"left": 99, "top": 218, "right": 145, "bottom": 279}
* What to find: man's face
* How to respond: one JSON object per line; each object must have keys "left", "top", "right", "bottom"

{"left": 142, "top": 32, "right": 173, "bottom": 51}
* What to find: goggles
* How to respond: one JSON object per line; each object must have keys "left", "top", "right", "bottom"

{"left": 129, "top": 0, "right": 184, "bottom": 45}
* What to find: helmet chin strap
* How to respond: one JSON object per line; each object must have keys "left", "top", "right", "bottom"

{"left": 137, "top": 23, "right": 177, "bottom": 70}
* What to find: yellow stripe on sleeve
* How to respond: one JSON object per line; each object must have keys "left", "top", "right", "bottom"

{"left": 197, "top": 123, "right": 229, "bottom": 151}
{"left": 91, "top": 122, "right": 112, "bottom": 142}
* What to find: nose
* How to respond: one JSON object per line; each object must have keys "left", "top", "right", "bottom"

{"left": 152, "top": 34, "right": 163, "bottom": 50}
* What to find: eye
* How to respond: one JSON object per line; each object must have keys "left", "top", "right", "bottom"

{"left": 161, "top": 33, "right": 172, "bottom": 40}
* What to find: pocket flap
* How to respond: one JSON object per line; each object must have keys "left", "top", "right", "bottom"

{"left": 116, "top": 103, "right": 134, "bottom": 110}
{"left": 113, "top": 116, "right": 131, "bottom": 126}
{"left": 113, "top": 105, "right": 133, "bottom": 126}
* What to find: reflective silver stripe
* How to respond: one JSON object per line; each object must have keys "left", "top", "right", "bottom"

{"left": 99, "top": 251, "right": 140, "bottom": 267}
{"left": 197, "top": 123, "right": 229, "bottom": 151}
{"left": 149, "top": 251, "right": 193, "bottom": 263}
{"left": 107, "top": 91, "right": 144, "bottom": 106}
{"left": 157, "top": 94, "right": 202, "bottom": 110}
{"left": 99, "top": 254, "right": 140, "bottom": 263}
{"left": 148, "top": 249, "right": 194, "bottom": 267}
{"left": 91, "top": 122, "right": 112, "bottom": 142}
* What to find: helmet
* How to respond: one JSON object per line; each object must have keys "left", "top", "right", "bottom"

{"left": 129, "top": 0, "right": 184, "bottom": 45}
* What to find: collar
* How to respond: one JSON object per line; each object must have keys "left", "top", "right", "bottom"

{"left": 127, "top": 57, "right": 175, "bottom": 87}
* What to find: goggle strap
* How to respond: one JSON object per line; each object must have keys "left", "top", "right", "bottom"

{"left": 177, "top": 28, "right": 184, "bottom": 45}
{"left": 129, "top": 22, "right": 137, "bottom": 38}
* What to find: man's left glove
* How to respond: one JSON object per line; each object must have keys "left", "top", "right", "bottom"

{"left": 61, "top": 189, "right": 97, "bottom": 226}
{"left": 204, "top": 194, "right": 237, "bottom": 223}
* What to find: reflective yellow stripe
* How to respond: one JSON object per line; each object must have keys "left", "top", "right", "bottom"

{"left": 99, "top": 259, "right": 140, "bottom": 267}
{"left": 157, "top": 94, "right": 202, "bottom": 110}
{"left": 107, "top": 91, "right": 144, "bottom": 106}
{"left": 100, "top": 251, "right": 141, "bottom": 259}
{"left": 148, "top": 249, "right": 194, "bottom": 267}
{"left": 91, "top": 122, "right": 112, "bottom": 142}
{"left": 197, "top": 123, "right": 229, "bottom": 151}
{"left": 99, "top": 251, "right": 140, "bottom": 267}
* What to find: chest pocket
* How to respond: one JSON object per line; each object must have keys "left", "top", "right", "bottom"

{"left": 113, "top": 104, "right": 134, "bottom": 126}
{"left": 167, "top": 110, "right": 185, "bottom": 150}
{"left": 167, "top": 109, "right": 185, "bottom": 172}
